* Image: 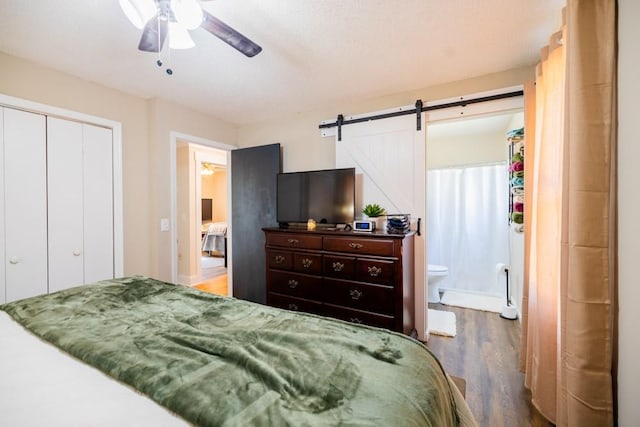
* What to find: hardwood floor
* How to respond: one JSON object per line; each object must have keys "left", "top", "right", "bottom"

{"left": 426, "top": 303, "right": 553, "bottom": 427}
{"left": 193, "top": 274, "right": 228, "bottom": 296}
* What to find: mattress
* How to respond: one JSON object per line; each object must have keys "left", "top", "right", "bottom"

{"left": 0, "top": 276, "right": 477, "bottom": 426}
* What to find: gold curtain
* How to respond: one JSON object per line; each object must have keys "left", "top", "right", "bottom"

{"left": 520, "top": 1, "right": 616, "bottom": 425}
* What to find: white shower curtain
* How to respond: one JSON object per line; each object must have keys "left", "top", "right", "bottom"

{"left": 427, "top": 164, "right": 509, "bottom": 296}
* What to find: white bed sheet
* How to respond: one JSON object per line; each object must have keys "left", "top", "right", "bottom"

{"left": 0, "top": 311, "right": 188, "bottom": 427}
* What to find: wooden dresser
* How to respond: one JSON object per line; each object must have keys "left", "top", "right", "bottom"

{"left": 263, "top": 227, "right": 415, "bottom": 335}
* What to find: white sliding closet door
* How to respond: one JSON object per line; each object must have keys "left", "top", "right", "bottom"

{"left": 2, "top": 107, "right": 48, "bottom": 302}
{"left": 82, "top": 124, "right": 114, "bottom": 284}
{"left": 47, "top": 117, "right": 84, "bottom": 291}
{"left": 336, "top": 113, "right": 427, "bottom": 340}
{"left": 47, "top": 117, "right": 114, "bottom": 292}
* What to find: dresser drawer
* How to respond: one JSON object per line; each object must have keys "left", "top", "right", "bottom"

{"left": 355, "top": 258, "right": 395, "bottom": 285}
{"left": 323, "top": 236, "right": 395, "bottom": 256}
{"left": 268, "top": 270, "right": 322, "bottom": 300}
{"left": 322, "top": 304, "right": 395, "bottom": 330}
{"left": 267, "top": 233, "right": 323, "bottom": 250}
{"left": 322, "top": 278, "right": 394, "bottom": 314}
{"left": 268, "top": 293, "right": 322, "bottom": 315}
{"left": 323, "top": 255, "right": 356, "bottom": 279}
{"left": 293, "top": 252, "right": 323, "bottom": 275}
{"left": 266, "top": 250, "right": 293, "bottom": 270}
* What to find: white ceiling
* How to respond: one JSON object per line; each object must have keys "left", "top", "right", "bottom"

{"left": 0, "top": 1, "right": 564, "bottom": 126}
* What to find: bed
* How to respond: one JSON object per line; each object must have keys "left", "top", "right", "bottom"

{"left": 0, "top": 276, "right": 477, "bottom": 426}
{"left": 201, "top": 221, "right": 227, "bottom": 259}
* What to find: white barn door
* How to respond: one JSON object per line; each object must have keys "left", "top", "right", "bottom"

{"left": 336, "top": 113, "right": 428, "bottom": 340}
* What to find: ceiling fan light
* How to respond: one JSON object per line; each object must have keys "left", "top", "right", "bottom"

{"left": 172, "top": 0, "right": 203, "bottom": 30}
{"left": 169, "top": 22, "right": 195, "bottom": 49}
{"left": 119, "top": 0, "right": 156, "bottom": 29}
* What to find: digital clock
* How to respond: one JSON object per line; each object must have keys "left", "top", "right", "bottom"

{"left": 353, "top": 220, "right": 376, "bottom": 232}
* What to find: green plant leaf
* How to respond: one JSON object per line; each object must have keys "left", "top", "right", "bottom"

{"left": 362, "top": 203, "right": 385, "bottom": 217}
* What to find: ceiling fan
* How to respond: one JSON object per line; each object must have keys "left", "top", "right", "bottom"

{"left": 119, "top": 0, "right": 262, "bottom": 58}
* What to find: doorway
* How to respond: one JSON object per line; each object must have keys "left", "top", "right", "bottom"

{"left": 426, "top": 110, "right": 524, "bottom": 312}
{"left": 172, "top": 133, "right": 234, "bottom": 297}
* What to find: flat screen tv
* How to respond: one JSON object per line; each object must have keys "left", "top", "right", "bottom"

{"left": 277, "top": 168, "right": 355, "bottom": 226}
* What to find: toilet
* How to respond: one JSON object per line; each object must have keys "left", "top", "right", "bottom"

{"left": 427, "top": 264, "right": 449, "bottom": 303}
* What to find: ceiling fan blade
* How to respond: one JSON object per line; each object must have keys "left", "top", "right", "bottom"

{"left": 200, "top": 10, "right": 262, "bottom": 57}
{"left": 138, "top": 16, "right": 168, "bottom": 52}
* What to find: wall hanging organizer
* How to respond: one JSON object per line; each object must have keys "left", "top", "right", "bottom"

{"left": 508, "top": 127, "right": 524, "bottom": 233}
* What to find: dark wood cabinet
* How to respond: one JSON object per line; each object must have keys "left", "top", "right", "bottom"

{"left": 263, "top": 227, "right": 415, "bottom": 335}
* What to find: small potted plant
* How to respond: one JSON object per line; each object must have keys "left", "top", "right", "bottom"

{"left": 362, "top": 203, "right": 386, "bottom": 229}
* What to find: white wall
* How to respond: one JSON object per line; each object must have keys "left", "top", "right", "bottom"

{"left": 426, "top": 117, "right": 514, "bottom": 169}
{"left": 617, "top": 0, "right": 639, "bottom": 424}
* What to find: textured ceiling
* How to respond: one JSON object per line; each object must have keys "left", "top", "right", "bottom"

{"left": 0, "top": 1, "right": 564, "bottom": 125}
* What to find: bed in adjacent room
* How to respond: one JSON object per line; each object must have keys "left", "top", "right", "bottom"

{"left": 201, "top": 221, "right": 227, "bottom": 266}
{"left": 0, "top": 276, "right": 476, "bottom": 426}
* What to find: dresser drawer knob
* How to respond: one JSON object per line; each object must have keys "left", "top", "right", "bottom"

{"left": 288, "top": 279, "right": 299, "bottom": 289}
{"left": 274, "top": 255, "right": 285, "bottom": 264}
{"left": 332, "top": 261, "right": 345, "bottom": 272}
{"left": 368, "top": 266, "right": 382, "bottom": 277}
{"left": 288, "top": 303, "right": 299, "bottom": 311}
{"left": 287, "top": 238, "right": 299, "bottom": 244}
{"left": 348, "top": 242, "right": 363, "bottom": 249}
{"left": 301, "top": 258, "right": 313, "bottom": 268}
{"left": 349, "top": 289, "right": 363, "bottom": 300}
{"left": 350, "top": 317, "right": 362, "bottom": 324}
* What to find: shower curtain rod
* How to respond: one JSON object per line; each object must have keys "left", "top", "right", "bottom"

{"left": 429, "top": 161, "right": 508, "bottom": 171}
{"left": 319, "top": 90, "right": 524, "bottom": 141}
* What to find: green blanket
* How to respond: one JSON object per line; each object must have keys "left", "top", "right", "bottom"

{"left": 1, "top": 276, "right": 460, "bottom": 426}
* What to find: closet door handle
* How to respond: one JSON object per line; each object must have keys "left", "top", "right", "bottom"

{"left": 73, "top": 249, "right": 81, "bottom": 256}
{"left": 9, "top": 257, "right": 19, "bottom": 265}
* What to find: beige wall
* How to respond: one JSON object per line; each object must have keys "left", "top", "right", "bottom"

{"left": 211, "top": 170, "right": 228, "bottom": 223}
{"left": 201, "top": 170, "right": 227, "bottom": 222}
{"left": 0, "top": 52, "right": 238, "bottom": 280}
{"left": 238, "top": 67, "right": 533, "bottom": 171}
{"left": 426, "top": 127, "right": 509, "bottom": 169}
{"left": 147, "top": 99, "right": 236, "bottom": 280}
{"left": 617, "top": 0, "right": 639, "bottom": 423}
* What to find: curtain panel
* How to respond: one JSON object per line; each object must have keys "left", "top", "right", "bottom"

{"left": 520, "top": 1, "right": 616, "bottom": 425}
